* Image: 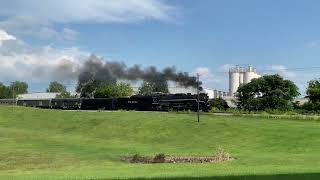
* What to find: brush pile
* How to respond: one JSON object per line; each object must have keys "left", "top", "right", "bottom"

{"left": 121, "top": 149, "right": 234, "bottom": 164}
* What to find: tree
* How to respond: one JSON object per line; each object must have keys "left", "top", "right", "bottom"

{"left": 138, "top": 82, "right": 154, "bottom": 95}
{"left": 116, "top": 83, "right": 134, "bottom": 97}
{"left": 0, "top": 83, "right": 10, "bottom": 99}
{"left": 76, "top": 71, "right": 117, "bottom": 98}
{"left": 306, "top": 79, "right": 320, "bottom": 103}
{"left": 209, "top": 98, "right": 229, "bottom": 111}
{"left": 56, "top": 91, "right": 75, "bottom": 98}
{"left": 301, "top": 79, "right": 320, "bottom": 111}
{"left": 47, "top": 81, "right": 76, "bottom": 98}
{"left": 94, "top": 83, "right": 133, "bottom": 98}
{"left": 149, "top": 75, "right": 169, "bottom": 93}
{"left": 47, "top": 81, "right": 67, "bottom": 93}
{"left": 237, "top": 74, "right": 299, "bottom": 111}
{"left": 9, "top": 81, "right": 28, "bottom": 98}
{"left": 138, "top": 75, "right": 169, "bottom": 95}
{"left": 94, "top": 85, "right": 114, "bottom": 98}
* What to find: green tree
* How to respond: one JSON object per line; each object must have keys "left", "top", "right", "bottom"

{"left": 94, "top": 83, "right": 133, "bottom": 98}
{"left": 150, "top": 75, "right": 169, "bottom": 93}
{"left": 301, "top": 79, "right": 320, "bottom": 111}
{"left": 47, "top": 81, "right": 67, "bottom": 93}
{"left": 138, "top": 75, "right": 169, "bottom": 95}
{"left": 94, "top": 85, "right": 114, "bottom": 98}
{"left": 9, "top": 81, "right": 28, "bottom": 98}
{"left": 237, "top": 74, "right": 299, "bottom": 111}
{"left": 115, "top": 83, "right": 134, "bottom": 97}
{"left": 138, "top": 82, "right": 154, "bottom": 95}
{"left": 56, "top": 91, "right": 76, "bottom": 98}
{"left": 0, "top": 83, "right": 10, "bottom": 99}
{"left": 306, "top": 79, "right": 320, "bottom": 103}
{"left": 47, "top": 81, "right": 76, "bottom": 98}
{"left": 76, "top": 72, "right": 117, "bottom": 98}
{"left": 209, "top": 98, "right": 229, "bottom": 111}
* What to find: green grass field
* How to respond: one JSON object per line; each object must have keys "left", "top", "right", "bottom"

{"left": 0, "top": 106, "right": 320, "bottom": 179}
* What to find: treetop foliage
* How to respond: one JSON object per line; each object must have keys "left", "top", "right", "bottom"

{"left": 0, "top": 81, "right": 28, "bottom": 99}
{"left": 94, "top": 82, "right": 133, "bottom": 98}
{"left": 209, "top": 98, "right": 229, "bottom": 111}
{"left": 47, "top": 81, "right": 67, "bottom": 93}
{"left": 138, "top": 76, "right": 169, "bottom": 95}
{"left": 237, "top": 74, "right": 299, "bottom": 111}
{"left": 306, "top": 79, "right": 320, "bottom": 103}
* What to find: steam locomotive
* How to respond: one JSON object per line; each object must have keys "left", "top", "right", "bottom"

{"left": 16, "top": 93, "right": 211, "bottom": 112}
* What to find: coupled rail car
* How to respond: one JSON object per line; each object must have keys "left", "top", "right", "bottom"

{"left": 15, "top": 93, "right": 211, "bottom": 112}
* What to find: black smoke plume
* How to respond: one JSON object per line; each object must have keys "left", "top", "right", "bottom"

{"left": 76, "top": 55, "right": 201, "bottom": 88}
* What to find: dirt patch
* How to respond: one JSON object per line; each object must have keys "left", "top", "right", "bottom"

{"left": 121, "top": 149, "right": 234, "bottom": 164}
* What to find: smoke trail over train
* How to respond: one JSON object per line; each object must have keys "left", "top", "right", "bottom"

{"left": 75, "top": 55, "right": 201, "bottom": 88}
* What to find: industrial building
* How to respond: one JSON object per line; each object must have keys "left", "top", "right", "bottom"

{"left": 132, "top": 86, "right": 228, "bottom": 99}
{"left": 17, "top": 92, "right": 59, "bottom": 100}
{"left": 229, "top": 65, "right": 261, "bottom": 96}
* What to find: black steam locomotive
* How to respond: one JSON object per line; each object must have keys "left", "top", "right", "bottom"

{"left": 16, "top": 93, "right": 211, "bottom": 112}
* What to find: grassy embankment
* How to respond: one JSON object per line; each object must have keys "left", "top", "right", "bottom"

{"left": 0, "top": 106, "right": 320, "bottom": 179}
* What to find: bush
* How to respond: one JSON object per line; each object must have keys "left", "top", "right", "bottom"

{"left": 209, "top": 98, "right": 229, "bottom": 111}
{"left": 153, "top": 153, "right": 166, "bottom": 163}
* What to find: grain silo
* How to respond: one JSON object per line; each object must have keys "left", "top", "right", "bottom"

{"left": 229, "top": 65, "right": 260, "bottom": 96}
{"left": 244, "top": 65, "right": 261, "bottom": 84}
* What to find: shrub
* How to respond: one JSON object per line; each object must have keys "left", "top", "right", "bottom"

{"left": 153, "top": 153, "right": 166, "bottom": 163}
{"left": 209, "top": 98, "right": 229, "bottom": 111}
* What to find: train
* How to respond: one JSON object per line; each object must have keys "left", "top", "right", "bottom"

{"left": 13, "top": 93, "right": 211, "bottom": 112}
{"left": 0, "top": 99, "right": 16, "bottom": 105}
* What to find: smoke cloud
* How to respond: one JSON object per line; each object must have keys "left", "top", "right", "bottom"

{"left": 75, "top": 55, "right": 201, "bottom": 88}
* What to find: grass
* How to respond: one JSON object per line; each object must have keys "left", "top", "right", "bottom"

{"left": 0, "top": 106, "right": 320, "bottom": 179}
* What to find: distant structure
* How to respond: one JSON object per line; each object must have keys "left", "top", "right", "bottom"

{"left": 17, "top": 92, "right": 59, "bottom": 100}
{"left": 132, "top": 86, "right": 228, "bottom": 99}
{"left": 202, "top": 88, "right": 228, "bottom": 99}
{"left": 229, "top": 65, "right": 261, "bottom": 96}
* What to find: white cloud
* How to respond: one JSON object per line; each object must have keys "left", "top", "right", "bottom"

{"left": 194, "top": 67, "right": 211, "bottom": 77}
{"left": 0, "top": 0, "right": 177, "bottom": 23}
{"left": 218, "top": 64, "right": 235, "bottom": 72}
{"left": 0, "top": 29, "right": 16, "bottom": 45}
{"left": 0, "top": 17, "right": 79, "bottom": 42}
{"left": 0, "top": 1, "right": 177, "bottom": 41}
{"left": 305, "top": 41, "right": 320, "bottom": 48}
{"left": 0, "top": 30, "right": 89, "bottom": 83}
{"left": 62, "top": 28, "right": 79, "bottom": 42}
{"left": 192, "top": 66, "right": 228, "bottom": 91}
{"left": 266, "top": 65, "right": 296, "bottom": 78}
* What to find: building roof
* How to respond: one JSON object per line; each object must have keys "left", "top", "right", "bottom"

{"left": 17, "top": 92, "right": 59, "bottom": 100}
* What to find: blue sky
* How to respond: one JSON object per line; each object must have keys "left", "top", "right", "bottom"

{"left": 1, "top": 0, "right": 320, "bottom": 93}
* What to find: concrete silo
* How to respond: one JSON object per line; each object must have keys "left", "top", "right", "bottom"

{"left": 239, "top": 72, "right": 244, "bottom": 85}
{"left": 229, "top": 65, "right": 260, "bottom": 96}
{"left": 229, "top": 66, "right": 241, "bottom": 96}
{"left": 244, "top": 65, "right": 260, "bottom": 84}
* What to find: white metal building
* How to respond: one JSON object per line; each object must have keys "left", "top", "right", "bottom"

{"left": 132, "top": 86, "right": 228, "bottom": 99}
{"left": 17, "top": 92, "right": 59, "bottom": 100}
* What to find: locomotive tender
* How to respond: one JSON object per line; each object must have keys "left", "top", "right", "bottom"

{"left": 16, "top": 93, "right": 211, "bottom": 112}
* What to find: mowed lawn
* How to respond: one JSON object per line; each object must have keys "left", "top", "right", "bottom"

{"left": 0, "top": 106, "right": 320, "bottom": 179}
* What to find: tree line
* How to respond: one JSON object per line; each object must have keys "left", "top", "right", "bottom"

{"left": 0, "top": 81, "right": 28, "bottom": 99}
{"left": 4, "top": 74, "right": 320, "bottom": 113}
{"left": 210, "top": 74, "right": 320, "bottom": 113}
{"left": 0, "top": 78, "right": 170, "bottom": 99}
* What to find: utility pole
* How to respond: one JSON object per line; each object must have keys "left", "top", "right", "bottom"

{"left": 12, "top": 85, "right": 15, "bottom": 111}
{"left": 197, "top": 73, "right": 200, "bottom": 123}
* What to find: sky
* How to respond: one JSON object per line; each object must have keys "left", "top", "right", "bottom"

{"left": 1, "top": 0, "right": 320, "bottom": 94}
